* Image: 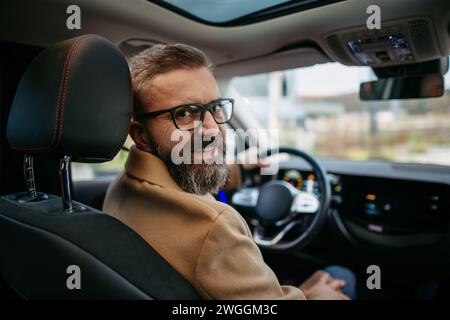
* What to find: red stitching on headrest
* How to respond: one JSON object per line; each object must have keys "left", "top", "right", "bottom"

{"left": 54, "top": 36, "right": 87, "bottom": 149}
{"left": 11, "top": 35, "right": 92, "bottom": 153}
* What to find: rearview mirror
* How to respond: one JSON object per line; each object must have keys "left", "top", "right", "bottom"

{"left": 359, "top": 73, "right": 444, "bottom": 100}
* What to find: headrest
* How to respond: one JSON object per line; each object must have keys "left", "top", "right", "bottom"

{"left": 7, "top": 35, "right": 131, "bottom": 163}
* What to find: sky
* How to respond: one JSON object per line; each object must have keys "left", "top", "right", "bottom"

{"left": 295, "top": 63, "right": 373, "bottom": 97}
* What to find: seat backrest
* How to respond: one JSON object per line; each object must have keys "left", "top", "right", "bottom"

{"left": 0, "top": 35, "right": 200, "bottom": 299}
{"left": 73, "top": 179, "right": 112, "bottom": 210}
{"left": 0, "top": 194, "right": 198, "bottom": 299}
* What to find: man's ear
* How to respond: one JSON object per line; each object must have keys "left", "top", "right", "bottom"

{"left": 129, "top": 120, "right": 151, "bottom": 151}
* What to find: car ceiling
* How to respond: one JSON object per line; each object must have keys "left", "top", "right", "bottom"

{"left": 1, "top": 0, "right": 450, "bottom": 78}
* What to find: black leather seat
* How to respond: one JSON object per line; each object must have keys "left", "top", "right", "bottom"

{"left": 0, "top": 35, "right": 199, "bottom": 299}
{"left": 73, "top": 179, "right": 113, "bottom": 210}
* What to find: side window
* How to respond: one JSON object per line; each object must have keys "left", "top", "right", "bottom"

{"left": 71, "top": 136, "right": 133, "bottom": 182}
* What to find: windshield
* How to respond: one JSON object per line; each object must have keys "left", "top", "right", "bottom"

{"left": 228, "top": 62, "right": 450, "bottom": 167}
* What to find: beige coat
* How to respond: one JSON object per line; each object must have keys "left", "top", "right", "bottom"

{"left": 103, "top": 145, "right": 306, "bottom": 300}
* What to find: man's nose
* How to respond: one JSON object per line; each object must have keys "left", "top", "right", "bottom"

{"left": 202, "top": 110, "right": 219, "bottom": 131}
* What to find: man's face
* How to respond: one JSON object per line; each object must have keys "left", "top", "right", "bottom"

{"left": 131, "top": 66, "right": 229, "bottom": 195}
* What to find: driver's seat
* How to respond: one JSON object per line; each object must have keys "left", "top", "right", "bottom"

{"left": 0, "top": 35, "right": 199, "bottom": 299}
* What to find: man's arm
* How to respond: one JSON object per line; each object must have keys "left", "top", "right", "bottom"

{"left": 194, "top": 208, "right": 306, "bottom": 300}
{"left": 224, "top": 147, "right": 271, "bottom": 191}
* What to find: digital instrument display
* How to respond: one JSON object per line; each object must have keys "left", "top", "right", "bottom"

{"left": 281, "top": 170, "right": 343, "bottom": 197}
{"left": 339, "top": 175, "right": 448, "bottom": 235}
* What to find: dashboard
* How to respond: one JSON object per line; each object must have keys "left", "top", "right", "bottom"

{"left": 280, "top": 169, "right": 342, "bottom": 196}
{"left": 279, "top": 168, "right": 448, "bottom": 236}
{"left": 237, "top": 159, "right": 450, "bottom": 248}
{"left": 278, "top": 164, "right": 450, "bottom": 248}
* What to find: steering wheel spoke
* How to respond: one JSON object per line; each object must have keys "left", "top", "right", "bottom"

{"left": 234, "top": 147, "right": 331, "bottom": 251}
{"left": 253, "top": 220, "right": 301, "bottom": 246}
{"left": 231, "top": 187, "right": 259, "bottom": 207}
{"left": 291, "top": 191, "right": 320, "bottom": 214}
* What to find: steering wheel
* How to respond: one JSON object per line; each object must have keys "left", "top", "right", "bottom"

{"left": 231, "top": 147, "right": 331, "bottom": 251}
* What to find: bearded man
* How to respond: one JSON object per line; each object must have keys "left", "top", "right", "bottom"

{"left": 103, "top": 44, "right": 353, "bottom": 300}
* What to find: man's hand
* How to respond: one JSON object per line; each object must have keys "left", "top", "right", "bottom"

{"left": 299, "top": 270, "right": 350, "bottom": 300}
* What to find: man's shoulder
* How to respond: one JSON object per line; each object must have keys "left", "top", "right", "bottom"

{"left": 103, "top": 170, "right": 256, "bottom": 291}
{"left": 104, "top": 170, "right": 241, "bottom": 224}
{"left": 193, "top": 194, "right": 249, "bottom": 230}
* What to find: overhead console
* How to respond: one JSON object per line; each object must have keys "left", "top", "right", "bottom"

{"left": 325, "top": 18, "right": 443, "bottom": 67}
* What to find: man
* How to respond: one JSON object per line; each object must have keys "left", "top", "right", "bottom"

{"left": 103, "top": 44, "right": 352, "bottom": 300}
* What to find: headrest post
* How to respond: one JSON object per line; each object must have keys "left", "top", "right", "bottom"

{"left": 12, "top": 155, "right": 49, "bottom": 203}
{"left": 23, "top": 154, "right": 37, "bottom": 199}
{"left": 59, "top": 155, "right": 74, "bottom": 212}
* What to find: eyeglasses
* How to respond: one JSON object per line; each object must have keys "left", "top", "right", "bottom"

{"left": 136, "top": 98, "right": 234, "bottom": 131}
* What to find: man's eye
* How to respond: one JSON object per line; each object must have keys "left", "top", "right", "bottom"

{"left": 178, "top": 110, "right": 192, "bottom": 118}
{"left": 175, "top": 106, "right": 200, "bottom": 119}
{"left": 212, "top": 104, "right": 222, "bottom": 113}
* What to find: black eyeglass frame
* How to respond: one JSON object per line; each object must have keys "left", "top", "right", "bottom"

{"left": 135, "top": 98, "right": 234, "bottom": 131}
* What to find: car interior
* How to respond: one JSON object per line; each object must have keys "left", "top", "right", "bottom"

{"left": 0, "top": 0, "right": 449, "bottom": 299}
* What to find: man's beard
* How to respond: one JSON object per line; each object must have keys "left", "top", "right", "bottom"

{"left": 147, "top": 133, "right": 229, "bottom": 196}
{"left": 167, "top": 162, "right": 229, "bottom": 195}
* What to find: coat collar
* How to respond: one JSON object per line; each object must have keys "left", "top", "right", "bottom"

{"left": 125, "top": 145, "right": 184, "bottom": 192}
